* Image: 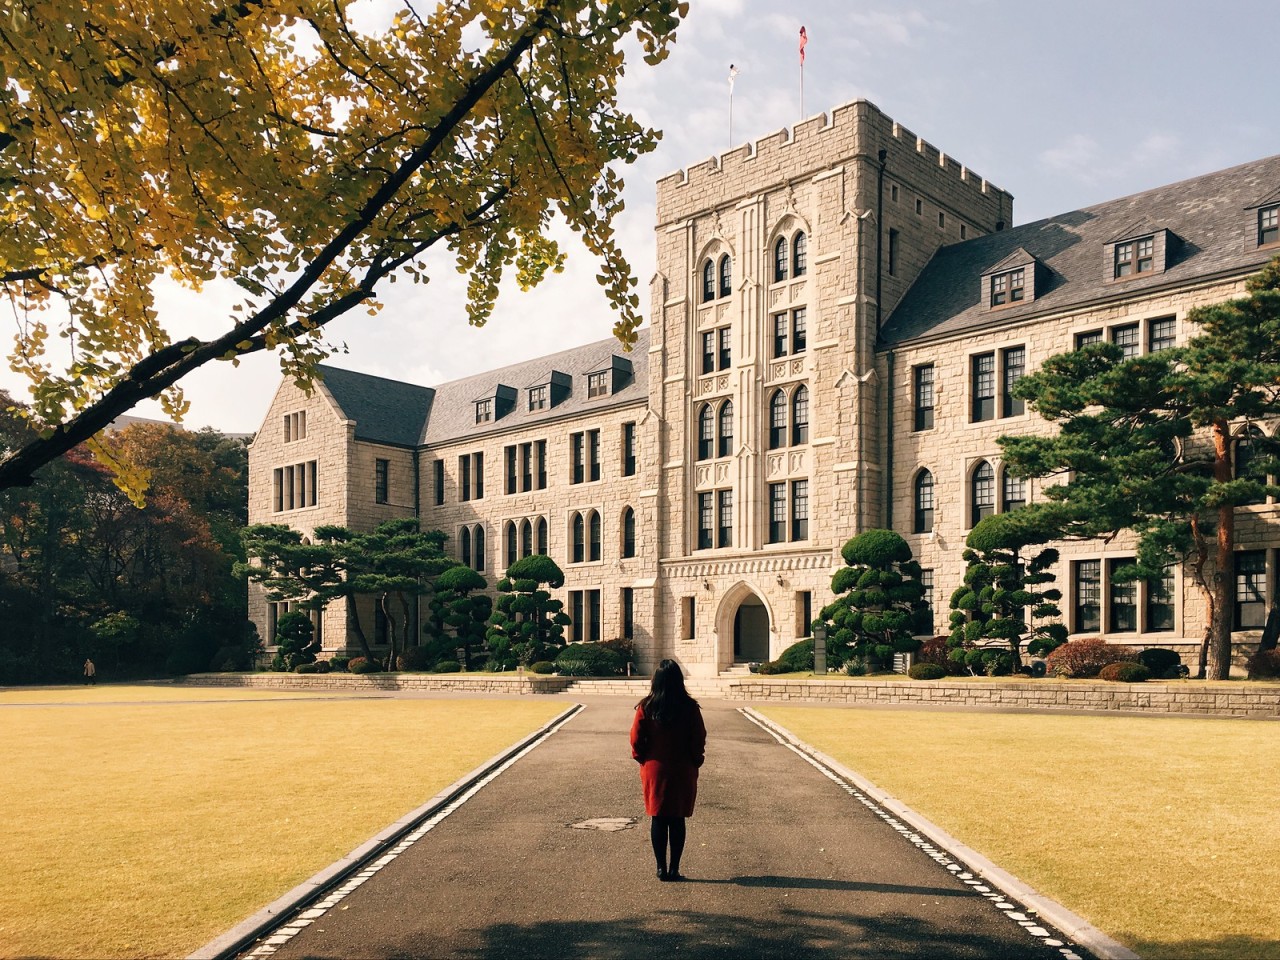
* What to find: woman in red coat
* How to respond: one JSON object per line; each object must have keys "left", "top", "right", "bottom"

{"left": 630, "top": 659, "right": 707, "bottom": 881}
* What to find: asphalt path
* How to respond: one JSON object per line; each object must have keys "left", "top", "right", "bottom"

{"left": 261, "top": 697, "right": 1076, "bottom": 959}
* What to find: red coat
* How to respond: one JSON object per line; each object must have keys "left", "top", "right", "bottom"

{"left": 630, "top": 701, "right": 707, "bottom": 817}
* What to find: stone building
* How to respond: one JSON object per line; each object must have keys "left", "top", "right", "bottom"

{"left": 248, "top": 98, "right": 1280, "bottom": 675}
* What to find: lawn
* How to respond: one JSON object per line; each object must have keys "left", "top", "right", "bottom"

{"left": 0, "top": 686, "right": 566, "bottom": 959}
{"left": 756, "top": 705, "right": 1280, "bottom": 960}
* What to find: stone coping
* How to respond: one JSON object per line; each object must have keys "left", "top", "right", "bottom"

{"left": 177, "top": 673, "right": 1280, "bottom": 718}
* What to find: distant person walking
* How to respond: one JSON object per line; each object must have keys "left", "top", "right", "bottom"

{"left": 83, "top": 658, "right": 96, "bottom": 685}
{"left": 630, "top": 659, "right": 706, "bottom": 881}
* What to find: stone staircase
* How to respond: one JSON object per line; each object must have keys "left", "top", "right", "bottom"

{"left": 557, "top": 675, "right": 737, "bottom": 698}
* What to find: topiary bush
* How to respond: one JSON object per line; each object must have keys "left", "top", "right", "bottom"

{"left": 1138, "top": 648, "right": 1182, "bottom": 677}
{"left": 555, "top": 643, "right": 625, "bottom": 677}
{"left": 529, "top": 661, "right": 556, "bottom": 674}
{"left": 294, "top": 662, "right": 319, "bottom": 674}
{"left": 314, "top": 659, "right": 331, "bottom": 673}
{"left": 1246, "top": 648, "right": 1280, "bottom": 679}
{"left": 908, "top": 662, "right": 946, "bottom": 680}
{"left": 349, "top": 657, "right": 381, "bottom": 674}
{"left": 1044, "top": 638, "right": 1138, "bottom": 678}
{"left": 1099, "top": 661, "right": 1152, "bottom": 683}
{"left": 433, "top": 660, "right": 462, "bottom": 673}
{"left": 756, "top": 660, "right": 788, "bottom": 675}
{"left": 396, "top": 646, "right": 433, "bottom": 671}
{"left": 775, "top": 639, "right": 815, "bottom": 673}
{"left": 916, "top": 636, "right": 967, "bottom": 676}
{"left": 330, "top": 656, "right": 350, "bottom": 672}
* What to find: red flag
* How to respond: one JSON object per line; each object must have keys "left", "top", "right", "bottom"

{"left": 799, "top": 25, "right": 808, "bottom": 65}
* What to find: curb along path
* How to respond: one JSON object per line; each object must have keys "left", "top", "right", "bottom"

{"left": 222, "top": 698, "right": 1099, "bottom": 959}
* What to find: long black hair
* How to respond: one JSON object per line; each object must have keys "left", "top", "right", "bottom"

{"left": 639, "top": 659, "right": 698, "bottom": 723}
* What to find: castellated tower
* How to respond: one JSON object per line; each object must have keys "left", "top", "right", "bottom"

{"left": 647, "top": 99, "right": 1012, "bottom": 676}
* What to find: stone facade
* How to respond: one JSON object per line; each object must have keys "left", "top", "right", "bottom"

{"left": 248, "top": 97, "right": 1280, "bottom": 677}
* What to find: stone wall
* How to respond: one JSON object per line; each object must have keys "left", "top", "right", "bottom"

{"left": 180, "top": 673, "right": 574, "bottom": 695}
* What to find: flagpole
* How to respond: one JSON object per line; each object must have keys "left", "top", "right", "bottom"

{"left": 728, "top": 64, "right": 739, "bottom": 147}
{"left": 798, "top": 26, "right": 808, "bottom": 119}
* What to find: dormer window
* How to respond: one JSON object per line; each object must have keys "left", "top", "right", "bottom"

{"left": 1260, "top": 205, "right": 1279, "bottom": 247}
{"left": 528, "top": 385, "right": 547, "bottom": 411}
{"left": 990, "top": 268, "right": 1025, "bottom": 307}
{"left": 474, "top": 384, "right": 516, "bottom": 424}
{"left": 587, "top": 371, "right": 609, "bottom": 398}
{"left": 1114, "top": 236, "right": 1154, "bottom": 278}
{"left": 475, "top": 399, "right": 493, "bottom": 423}
{"left": 718, "top": 255, "right": 732, "bottom": 298}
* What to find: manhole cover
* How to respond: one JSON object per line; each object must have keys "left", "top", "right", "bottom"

{"left": 568, "top": 817, "right": 637, "bottom": 832}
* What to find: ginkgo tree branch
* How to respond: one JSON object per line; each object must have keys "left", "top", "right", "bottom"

{"left": 0, "top": 1, "right": 563, "bottom": 489}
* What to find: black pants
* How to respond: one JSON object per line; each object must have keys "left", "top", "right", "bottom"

{"left": 650, "top": 815, "right": 687, "bottom": 873}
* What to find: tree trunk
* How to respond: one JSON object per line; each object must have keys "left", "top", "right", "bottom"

{"left": 1189, "top": 518, "right": 1212, "bottom": 680}
{"left": 345, "top": 595, "right": 373, "bottom": 661}
{"left": 1208, "top": 419, "right": 1236, "bottom": 680}
{"left": 380, "top": 593, "right": 398, "bottom": 670}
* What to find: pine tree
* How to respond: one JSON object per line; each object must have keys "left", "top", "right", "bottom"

{"left": 429, "top": 566, "right": 492, "bottom": 670}
{"left": 486, "top": 554, "right": 571, "bottom": 667}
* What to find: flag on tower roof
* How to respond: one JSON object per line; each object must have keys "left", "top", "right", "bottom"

{"left": 799, "top": 25, "right": 808, "bottom": 65}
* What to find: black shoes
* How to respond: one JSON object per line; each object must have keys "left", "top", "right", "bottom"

{"left": 656, "top": 867, "right": 685, "bottom": 882}
{"left": 656, "top": 866, "right": 668, "bottom": 881}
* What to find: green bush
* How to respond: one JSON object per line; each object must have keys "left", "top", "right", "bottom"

{"left": 294, "top": 662, "right": 319, "bottom": 674}
{"left": 756, "top": 660, "right": 787, "bottom": 675}
{"left": 1246, "top": 648, "right": 1280, "bottom": 679}
{"left": 1138, "top": 648, "right": 1182, "bottom": 677}
{"left": 1099, "top": 661, "right": 1152, "bottom": 683}
{"left": 396, "top": 646, "right": 433, "bottom": 671}
{"left": 908, "top": 662, "right": 947, "bottom": 680}
{"left": 529, "top": 661, "right": 556, "bottom": 674}
{"left": 775, "top": 639, "right": 815, "bottom": 673}
{"left": 314, "top": 660, "right": 331, "bottom": 674}
{"left": 349, "top": 657, "right": 381, "bottom": 674}
{"left": 555, "top": 643, "right": 625, "bottom": 677}
{"left": 433, "top": 660, "right": 462, "bottom": 673}
{"left": 330, "top": 656, "right": 350, "bottom": 672}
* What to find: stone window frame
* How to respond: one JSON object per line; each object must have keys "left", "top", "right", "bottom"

{"left": 1069, "top": 555, "right": 1181, "bottom": 636}
{"left": 374, "top": 458, "right": 389, "bottom": 505}
{"left": 969, "top": 460, "right": 995, "bottom": 527}
{"left": 913, "top": 364, "right": 934, "bottom": 431}
{"left": 913, "top": 468, "right": 934, "bottom": 534}
{"left": 718, "top": 400, "right": 734, "bottom": 458}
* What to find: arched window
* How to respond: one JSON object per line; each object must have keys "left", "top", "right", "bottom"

{"left": 914, "top": 470, "right": 934, "bottom": 534}
{"left": 769, "top": 390, "right": 787, "bottom": 449}
{"left": 460, "top": 525, "right": 472, "bottom": 568}
{"left": 572, "top": 513, "right": 585, "bottom": 563}
{"left": 793, "top": 231, "right": 807, "bottom": 277}
{"left": 505, "top": 520, "right": 517, "bottom": 568}
{"left": 1235, "top": 425, "right": 1269, "bottom": 505}
{"left": 520, "top": 519, "right": 533, "bottom": 558}
{"left": 718, "top": 400, "right": 734, "bottom": 458}
{"left": 1002, "top": 470, "right": 1026, "bottom": 512}
{"left": 473, "top": 526, "right": 485, "bottom": 572}
{"left": 774, "top": 236, "right": 788, "bottom": 283}
{"left": 536, "top": 517, "right": 548, "bottom": 555}
{"left": 697, "top": 403, "right": 714, "bottom": 460}
{"left": 971, "top": 461, "right": 995, "bottom": 526}
{"left": 621, "top": 507, "right": 636, "bottom": 558}
{"left": 702, "top": 260, "right": 715, "bottom": 302}
{"left": 718, "top": 254, "right": 732, "bottom": 298}
{"left": 589, "top": 510, "right": 602, "bottom": 562}
{"left": 791, "top": 385, "right": 809, "bottom": 445}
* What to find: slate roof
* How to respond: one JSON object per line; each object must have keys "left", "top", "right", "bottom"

{"left": 880, "top": 153, "right": 1280, "bottom": 347}
{"left": 421, "top": 329, "right": 649, "bottom": 446}
{"left": 316, "top": 365, "right": 435, "bottom": 448}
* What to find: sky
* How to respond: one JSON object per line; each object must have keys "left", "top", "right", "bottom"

{"left": 4, "top": 0, "right": 1277, "bottom": 435}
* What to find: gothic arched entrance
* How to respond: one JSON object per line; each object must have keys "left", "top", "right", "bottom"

{"left": 732, "top": 595, "right": 771, "bottom": 663}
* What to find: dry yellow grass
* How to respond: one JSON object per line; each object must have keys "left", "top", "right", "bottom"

{"left": 0, "top": 687, "right": 565, "bottom": 959}
{"left": 757, "top": 705, "right": 1280, "bottom": 960}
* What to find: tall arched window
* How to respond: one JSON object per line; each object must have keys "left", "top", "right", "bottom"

{"left": 621, "top": 506, "right": 636, "bottom": 558}
{"left": 536, "top": 517, "right": 548, "bottom": 555}
{"left": 769, "top": 390, "right": 787, "bottom": 449}
{"left": 1002, "top": 470, "right": 1026, "bottom": 512}
{"left": 460, "top": 525, "right": 472, "bottom": 568}
{"left": 774, "top": 236, "right": 789, "bottom": 283}
{"left": 473, "top": 526, "right": 485, "bottom": 572}
{"left": 697, "top": 403, "right": 714, "bottom": 460}
{"left": 718, "top": 400, "right": 734, "bottom": 458}
{"left": 572, "top": 513, "right": 585, "bottom": 563}
{"left": 520, "top": 519, "right": 533, "bottom": 558}
{"left": 793, "top": 231, "right": 808, "bottom": 276}
{"left": 914, "top": 470, "right": 934, "bottom": 533}
{"left": 791, "top": 385, "right": 809, "bottom": 445}
{"left": 1236, "top": 425, "right": 1268, "bottom": 505}
{"left": 718, "top": 254, "right": 732, "bottom": 298}
{"left": 702, "top": 260, "right": 715, "bottom": 302}
{"left": 505, "top": 521, "right": 517, "bottom": 568}
{"left": 589, "top": 510, "right": 602, "bottom": 562}
{"left": 971, "top": 461, "right": 995, "bottom": 526}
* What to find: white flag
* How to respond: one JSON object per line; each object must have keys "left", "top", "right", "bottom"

{"left": 728, "top": 64, "right": 739, "bottom": 92}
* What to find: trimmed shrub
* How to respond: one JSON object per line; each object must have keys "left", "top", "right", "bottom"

{"left": 555, "top": 643, "right": 625, "bottom": 677}
{"left": 1138, "top": 648, "right": 1182, "bottom": 677}
{"left": 1099, "top": 661, "right": 1152, "bottom": 683}
{"left": 330, "top": 656, "right": 350, "bottom": 672}
{"left": 1246, "top": 648, "right": 1280, "bottom": 680}
{"left": 908, "top": 663, "right": 946, "bottom": 681}
{"left": 433, "top": 660, "right": 462, "bottom": 673}
{"left": 529, "top": 661, "right": 556, "bottom": 675}
{"left": 396, "top": 646, "right": 433, "bottom": 671}
{"left": 1044, "top": 638, "right": 1137, "bottom": 678}
{"left": 776, "top": 639, "right": 815, "bottom": 673}
{"left": 314, "top": 659, "right": 332, "bottom": 674}
{"left": 756, "top": 660, "right": 787, "bottom": 675}
{"left": 349, "top": 657, "right": 381, "bottom": 674}
{"left": 917, "top": 636, "right": 966, "bottom": 676}
{"left": 598, "top": 637, "right": 636, "bottom": 663}
{"left": 294, "top": 662, "right": 319, "bottom": 674}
